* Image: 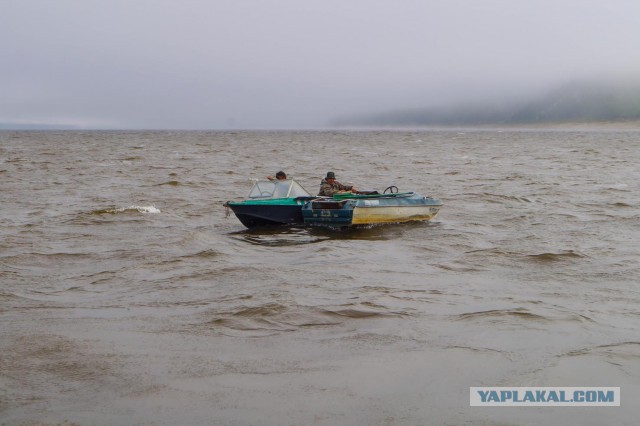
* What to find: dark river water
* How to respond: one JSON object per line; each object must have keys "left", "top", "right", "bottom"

{"left": 1, "top": 129, "right": 639, "bottom": 425}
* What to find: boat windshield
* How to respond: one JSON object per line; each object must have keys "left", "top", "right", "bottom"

{"left": 247, "top": 179, "right": 311, "bottom": 199}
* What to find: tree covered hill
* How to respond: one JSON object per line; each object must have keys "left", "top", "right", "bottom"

{"left": 333, "top": 80, "right": 640, "bottom": 127}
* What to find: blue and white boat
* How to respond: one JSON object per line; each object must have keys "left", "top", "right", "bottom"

{"left": 224, "top": 179, "right": 315, "bottom": 228}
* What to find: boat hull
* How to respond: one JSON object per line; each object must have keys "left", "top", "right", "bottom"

{"left": 226, "top": 198, "right": 311, "bottom": 228}
{"left": 301, "top": 193, "right": 442, "bottom": 226}
{"left": 351, "top": 204, "right": 441, "bottom": 225}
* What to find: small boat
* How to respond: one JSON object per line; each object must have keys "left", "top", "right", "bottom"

{"left": 224, "top": 179, "right": 316, "bottom": 228}
{"left": 301, "top": 186, "right": 443, "bottom": 227}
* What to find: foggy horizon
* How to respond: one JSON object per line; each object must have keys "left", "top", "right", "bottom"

{"left": 2, "top": 1, "right": 639, "bottom": 130}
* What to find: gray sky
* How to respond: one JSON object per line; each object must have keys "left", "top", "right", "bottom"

{"left": 2, "top": 0, "right": 639, "bottom": 129}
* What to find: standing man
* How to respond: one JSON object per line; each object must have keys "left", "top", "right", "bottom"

{"left": 267, "top": 171, "right": 287, "bottom": 181}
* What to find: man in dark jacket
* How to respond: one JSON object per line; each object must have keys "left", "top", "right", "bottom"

{"left": 267, "top": 171, "right": 287, "bottom": 181}
{"left": 318, "top": 171, "right": 358, "bottom": 196}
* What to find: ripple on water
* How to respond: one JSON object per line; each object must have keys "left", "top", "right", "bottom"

{"left": 192, "top": 301, "right": 403, "bottom": 336}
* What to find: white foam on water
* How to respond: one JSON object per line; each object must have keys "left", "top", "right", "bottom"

{"left": 126, "top": 205, "right": 160, "bottom": 214}
{"left": 105, "top": 205, "right": 161, "bottom": 214}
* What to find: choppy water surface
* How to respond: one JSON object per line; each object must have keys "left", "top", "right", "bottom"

{"left": 1, "top": 130, "right": 639, "bottom": 425}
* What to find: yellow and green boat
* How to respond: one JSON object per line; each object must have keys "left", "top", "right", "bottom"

{"left": 301, "top": 187, "right": 443, "bottom": 227}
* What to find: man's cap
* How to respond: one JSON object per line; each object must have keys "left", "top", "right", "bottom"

{"left": 326, "top": 171, "right": 336, "bottom": 179}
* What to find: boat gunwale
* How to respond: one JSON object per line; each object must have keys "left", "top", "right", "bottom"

{"left": 226, "top": 196, "right": 316, "bottom": 206}
{"left": 331, "top": 191, "right": 415, "bottom": 200}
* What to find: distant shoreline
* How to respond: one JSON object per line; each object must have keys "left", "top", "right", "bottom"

{"left": 2, "top": 120, "right": 640, "bottom": 132}
{"left": 331, "top": 120, "right": 640, "bottom": 131}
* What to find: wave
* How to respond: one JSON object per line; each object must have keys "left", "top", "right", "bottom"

{"left": 466, "top": 248, "right": 587, "bottom": 263}
{"left": 202, "top": 302, "right": 396, "bottom": 333}
{"left": 0, "top": 291, "right": 22, "bottom": 301}
{"left": 482, "top": 192, "right": 534, "bottom": 203}
{"left": 89, "top": 205, "right": 161, "bottom": 215}
{"left": 454, "top": 308, "right": 550, "bottom": 322}
{"left": 327, "top": 307, "right": 392, "bottom": 318}
{"left": 604, "top": 183, "right": 630, "bottom": 192}
{"left": 182, "top": 249, "right": 221, "bottom": 259}
{"left": 435, "top": 262, "right": 487, "bottom": 272}
{"left": 562, "top": 341, "right": 640, "bottom": 358}
{"left": 526, "top": 250, "right": 586, "bottom": 262}
{"left": 454, "top": 307, "right": 597, "bottom": 326}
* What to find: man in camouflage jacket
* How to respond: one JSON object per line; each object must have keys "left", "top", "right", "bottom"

{"left": 318, "top": 171, "right": 358, "bottom": 196}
